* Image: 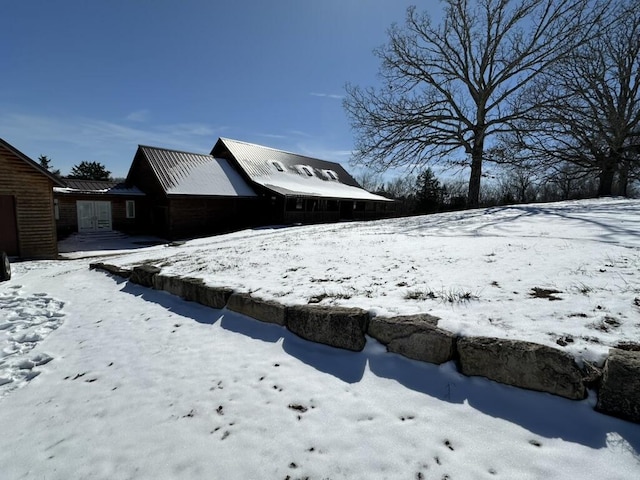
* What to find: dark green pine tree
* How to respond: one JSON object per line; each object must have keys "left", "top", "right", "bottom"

{"left": 38, "top": 155, "right": 61, "bottom": 176}
{"left": 69, "top": 161, "right": 111, "bottom": 181}
{"left": 415, "top": 168, "right": 443, "bottom": 213}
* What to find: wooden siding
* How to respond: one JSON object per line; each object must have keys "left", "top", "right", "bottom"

{"left": 280, "top": 199, "right": 395, "bottom": 224}
{"left": 127, "top": 152, "right": 167, "bottom": 198}
{"left": 0, "top": 150, "right": 58, "bottom": 258}
{"left": 54, "top": 194, "right": 150, "bottom": 238}
{"left": 166, "top": 197, "right": 260, "bottom": 239}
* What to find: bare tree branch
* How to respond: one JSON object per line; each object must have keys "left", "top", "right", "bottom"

{"left": 344, "top": 0, "right": 609, "bottom": 207}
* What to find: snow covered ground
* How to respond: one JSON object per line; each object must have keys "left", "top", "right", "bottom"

{"left": 102, "top": 197, "right": 640, "bottom": 366}
{"left": 0, "top": 198, "right": 639, "bottom": 479}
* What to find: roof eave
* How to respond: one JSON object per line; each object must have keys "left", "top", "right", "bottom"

{"left": 0, "top": 138, "right": 66, "bottom": 186}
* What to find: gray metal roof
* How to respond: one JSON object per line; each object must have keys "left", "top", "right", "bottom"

{"left": 212, "top": 138, "right": 392, "bottom": 201}
{"left": 54, "top": 179, "right": 145, "bottom": 196}
{"left": 137, "top": 145, "right": 257, "bottom": 197}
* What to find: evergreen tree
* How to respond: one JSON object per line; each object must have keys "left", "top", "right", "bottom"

{"left": 38, "top": 155, "right": 52, "bottom": 170}
{"left": 69, "top": 161, "right": 111, "bottom": 181}
{"left": 415, "top": 168, "right": 443, "bottom": 213}
{"left": 38, "top": 155, "right": 61, "bottom": 176}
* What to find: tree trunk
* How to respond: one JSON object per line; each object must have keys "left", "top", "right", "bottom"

{"left": 467, "top": 137, "right": 484, "bottom": 208}
{"left": 617, "top": 160, "right": 629, "bottom": 197}
{"left": 598, "top": 157, "right": 617, "bottom": 197}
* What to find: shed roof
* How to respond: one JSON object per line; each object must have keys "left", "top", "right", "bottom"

{"left": 54, "top": 178, "right": 145, "bottom": 196}
{"left": 132, "top": 145, "right": 257, "bottom": 197}
{"left": 0, "top": 138, "right": 65, "bottom": 186}
{"left": 212, "top": 138, "right": 392, "bottom": 202}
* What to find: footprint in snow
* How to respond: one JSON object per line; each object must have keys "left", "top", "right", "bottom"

{"left": 0, "top": 289, "right": 64, "bottom": 398}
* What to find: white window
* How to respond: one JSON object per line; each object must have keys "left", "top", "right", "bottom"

{"left": 126, "top": 200, "right": 136, "bottom": 219}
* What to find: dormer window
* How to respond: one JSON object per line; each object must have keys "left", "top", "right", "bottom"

{"left": 301, "top": 166, "right": 313, "bottom": 177}
{"left": 324, "top": 170, "right": 338, "bottom": 180}
{"left": 272, "top": 161, "right": 285, "bottom": 172}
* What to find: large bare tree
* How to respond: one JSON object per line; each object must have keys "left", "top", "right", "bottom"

{"left": 508, "top": 0, "right": 640, "bottom": 196}
{"left": 344, "top": 0, "right": 607, "bottom": 207}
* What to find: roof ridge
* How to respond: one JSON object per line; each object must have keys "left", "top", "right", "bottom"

{"left": 220, "top": 137, "right": 328, "bottom": 163}
{"left": 0, "top": 137, "right": 65, "bottom": 186}
{"left": 139, "top": 144, "right": 212, "bottom": 158}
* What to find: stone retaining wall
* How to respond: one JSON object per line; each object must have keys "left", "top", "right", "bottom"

{"left": 89, "top": 262, "right": 640, "bottom": 424}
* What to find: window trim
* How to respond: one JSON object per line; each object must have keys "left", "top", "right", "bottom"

{"left": 126, "top": 200, "right": 136, "bottom": 219}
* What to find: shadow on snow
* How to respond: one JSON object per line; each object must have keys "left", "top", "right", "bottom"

{"left": 387, "top": 199, "right": 640, "bottom": 247}
{"left": 120, "top": 279, "right": 640, "bottom": 456}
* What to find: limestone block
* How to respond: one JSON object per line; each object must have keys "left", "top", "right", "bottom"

{"left": 129, "top": 265, "right": 161, "bottom": 287}
{"left": 287, "top": 305, "right": 369, "bottom": 351}
{"left": 227, "top": 293, "right": 288, "bottom": 326}
{"left": 458, "top": 336, "right": 586, "bottom": 400}
{"left": 368, "top": 314, "right": 455, "bottom": 364}
{"left": 596, "top": 349, "right": 640, "bottom": 423}
{"left": 89, "top": 262, "right": 132, "bottom": 278}
{"left": 152, "top": 274, "right": 185, "bottom": 296}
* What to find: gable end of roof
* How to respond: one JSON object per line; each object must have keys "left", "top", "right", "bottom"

{"left": 0, "top": 138, "right": 65, "bottom": 186}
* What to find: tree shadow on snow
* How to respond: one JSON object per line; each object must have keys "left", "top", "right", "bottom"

{"left": 390, "top": 199, "right": 640, "bottom": 247}
{"left": 473, "top": 201, "right": 640, "bottom": 245}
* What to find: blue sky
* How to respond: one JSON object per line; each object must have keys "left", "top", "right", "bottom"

{"left": 1, "top": 0, "right": 441, "bottom": 179}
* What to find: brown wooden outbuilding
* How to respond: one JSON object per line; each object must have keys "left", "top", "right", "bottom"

{"left": 211, "top": 138, "right": 396, "bottom": 225}
{"left": 125, "top": 145, "right": 260, "bottom": 239}
{"left": 54, "top": 179, "right": 148, "bottom": 238}
{"left": 0, "top": 138, "right": 64, "bottom": 258}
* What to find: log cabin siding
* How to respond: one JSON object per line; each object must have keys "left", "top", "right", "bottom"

{"left": 54, "top": 195, "right": 150, "bottom": 238}
{"left": 0, "top": 148, "right": 58, "bottom": 258}
{"left": 127, "top": 152, "right": 166, "bottom": 198}
{"left": 166, "top": 197, "right": 259, "bottom": 239}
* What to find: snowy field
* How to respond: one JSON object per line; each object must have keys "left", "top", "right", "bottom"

{"left": 0, "top": 198, "right": 639, "bottom": 479}
{"left": 100, "top": 198, "right": 640, "bottom": 366}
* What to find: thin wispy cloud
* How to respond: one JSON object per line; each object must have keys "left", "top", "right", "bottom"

{"left": 295, "top": 143, "right": 353, "bottom": 163}
{"left": 0, "top": 111, "right": 225, "bottom": 176}
{"left": 247, "top": 132, "right": 353, "bottom": 165}
{"left": 310, "top": 92, "right": 344, "bottom": 100}
{"left": 125, "top": 109, "right": 150, "bottom": 122}
{"left": 287, "top": 130, "right": 312, "bottom": 138}
{"left": 257, "top": 133, "right": 288, "bottom": 140}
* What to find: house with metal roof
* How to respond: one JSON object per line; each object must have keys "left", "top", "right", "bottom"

{"left": 53, "top": 179, "right": 147, "bottom": 238}
{"left": 1, "top": 138, "right": 64, "bottom": 258}
{"left": 212, "top": 138, "right": 395, "bottom": 225}
{"left": 125, "top": 145, "right": 259, "bottom": 239}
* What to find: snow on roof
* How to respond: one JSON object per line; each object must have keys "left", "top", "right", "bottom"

{"left": 213, "top": 138, "right": 392, "bottom": 202}
{"left": 258, "top": 176, "right": 392, "bottom": 200}
{"left": 138, "top": 146, "right": 257, "bottom": 197}
{"left": 54, "top": 179, "right": 145, "bottom": 196}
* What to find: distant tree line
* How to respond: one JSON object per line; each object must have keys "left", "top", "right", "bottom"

{"left": 38, "top": 155, "right": 113, "bottom": 181}
{"left": 356, "top": 161, "right": 632, "bottom": 215}
{"left": 345, "top": 0, "right": 640, "bottom": 208}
